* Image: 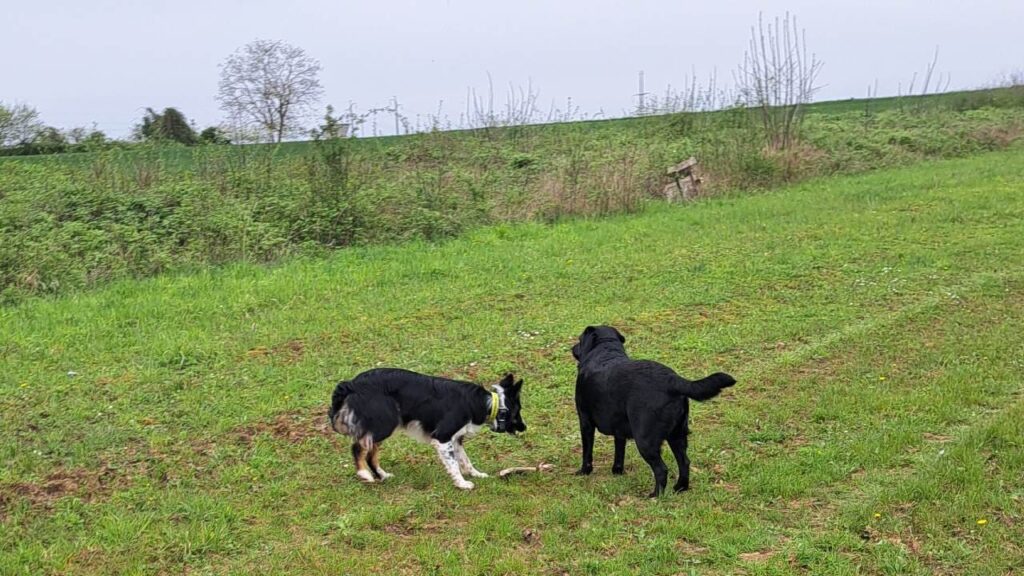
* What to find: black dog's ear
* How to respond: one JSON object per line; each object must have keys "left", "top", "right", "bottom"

{"left": 583, "top": 326, "right": 596, "bottom": 335}
{"left": 613, "top": 327, "right": 626, "bottom": 343}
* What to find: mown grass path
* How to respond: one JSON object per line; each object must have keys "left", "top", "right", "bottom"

{"left": 2, "top": 147, "right": 1023, "bottom": 574}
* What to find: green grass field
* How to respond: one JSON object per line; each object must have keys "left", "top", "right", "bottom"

{"left": 2, "top": 147, "right": 1024, "bottom": 574}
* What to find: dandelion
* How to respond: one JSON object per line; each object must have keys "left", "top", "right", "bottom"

{"left": 20, "top": 383, "right": 28, "bottom": 388}
{"left": 878, "top": 376, "right": 886, "bottom": 381}
{"left": 977, "top": 519, "right": 988, "bottom": 525}
{"left": 873, "top": 513, "right": 881, "bottom": 519}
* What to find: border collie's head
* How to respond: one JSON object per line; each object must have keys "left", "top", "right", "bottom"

{"left": 571, "top": 325, "right": 626, "bottom": 362}
{"left": 494, "top": 373, "right": 526, "bottom": 434}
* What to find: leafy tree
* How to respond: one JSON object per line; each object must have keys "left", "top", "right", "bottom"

{"left": 0, "top": 102, "right": 43, "bottom": 148}
{"left": 66, "top": 126, "right": 89, "bottom": 144}
{"left": 30, "top": 126, "right": 68, "bottom": 154}
{"left": 136, "top": 107, "right": 197, "bottom": 144}
{"left": 82, "top": 129, "right": 108, "bottom": 147}
{"left": 199, "top": 126, "right": 231, "bottom": 145}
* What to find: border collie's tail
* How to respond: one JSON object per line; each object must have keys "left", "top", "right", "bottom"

{"left": 328, "top": 380, "right": 352, "bottom": 424}
{"left": 674, "top": 372, "right": 736, "bottom": 401}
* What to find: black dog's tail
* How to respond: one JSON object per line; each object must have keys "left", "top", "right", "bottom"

{"left": 674, "top": 372, "right": 736, "bottom": 401}
{"left": 328, "top": 380, "right": 352, "bottom": 422}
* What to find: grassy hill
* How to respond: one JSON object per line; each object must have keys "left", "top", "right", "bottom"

{"left": 3, "top": 87, "right": 1024, "bottom": 303}
{"left": 5, "top": 86, "right": 1022, "bottom": 163}
{"left": 2, "top": 147, "right": 1023, "bottom": 574}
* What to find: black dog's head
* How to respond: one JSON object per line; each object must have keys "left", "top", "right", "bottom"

{"left": 571, "top": 325, "right": 626, "bottom": 362}
{"left": 493, "top": 373, "right": 527, "bottom": 435}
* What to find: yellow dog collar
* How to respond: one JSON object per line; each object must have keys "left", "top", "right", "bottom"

{"left": 488, "top": 391, "right": 500, "bottom": 423}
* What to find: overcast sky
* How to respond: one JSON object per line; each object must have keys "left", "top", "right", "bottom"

{"left": 4, "top": 0, "right": 1022, "bottom": 138}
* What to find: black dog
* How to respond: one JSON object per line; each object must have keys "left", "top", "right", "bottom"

{"left": 328, "top": 369, "right": 525, "bottom": 490}
{"left": 572, "top": 326, "right": 735, "bottom": 497}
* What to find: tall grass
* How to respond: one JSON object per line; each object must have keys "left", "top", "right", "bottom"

{"left": 2, "top": 90, "right": 1024, "bottom": 302}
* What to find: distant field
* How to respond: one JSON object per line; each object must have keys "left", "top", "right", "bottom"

{"left": 2, "top": 148, "right": 1023, "bottom": 574}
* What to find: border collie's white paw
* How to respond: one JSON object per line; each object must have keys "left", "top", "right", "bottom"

{"left": 468, "top": 470, "right": 489, "bottom": 478}
{"left": 455, "top": 480, "right": 475, "bottom": 490}
{"left": 356, "top": 469, "right": 376, "bottom": 483}
{"left": 376, "top": 470, "right": 394, "bottom": 480}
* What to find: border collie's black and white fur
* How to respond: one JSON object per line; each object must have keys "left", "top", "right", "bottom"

{"left": 328, "top": 369, "right": 525, "bottom": 490}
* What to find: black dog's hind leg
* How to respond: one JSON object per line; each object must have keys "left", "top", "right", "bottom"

{"left": 576, "top": 415, "right": 595, "bottom": 476}
{"left": 667, "top": 434, "right": 690, "bottom": 492}
{"left": 667, "top": 414, "right": 691, "bottom": 492}
{"left": 612, "top": 436, "right": 627, "bottom": 475}
{"left": 351, "top": 437, "right": 376, "bottom": 483}
{"left": 636, "top": 438, "right": 669, "bottom": 498}
{"left": 368, "top": 443, "right": 393, "bottom": 480}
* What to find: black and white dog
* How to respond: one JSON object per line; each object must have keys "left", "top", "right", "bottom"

{"left": 328, "top": 369, "right": 526, "bottom": 490}
{"left": 572, "top": 325, "right": 736, "bottom": 497}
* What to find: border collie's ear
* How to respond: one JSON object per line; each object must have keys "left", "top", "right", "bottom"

{"left": 613, "top": 327, "right": 626, "bottom": 342}
{"left": 514, "top": 378, "right": 524, "bottom": 390}
{"left": 499, "top": 373, "right": 515, "bottom": 387}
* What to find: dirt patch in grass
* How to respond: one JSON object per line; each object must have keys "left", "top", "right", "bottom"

{"left": 860, "top": 525, "right": 927, "bottom": 560}
{"left": 94, "top": 372, "right": 138, "bottom": 387}
{"left": 382, "top": 523, "right": 416, "bottom": 537}
{"left": 0, "top": 462, "right": 129, "bottom": 519}
{"left": 738, "top": 550, "right": 777, "bottom": 562}
{"left": 65, "top": 546, "right": 111, "bottom": 573}
{"left": 520, "top": 527, "right": 541, "bottom": 545}
{"left": 676, "top": 539, "right": 710, "bottom": 556}
{"left": 232, "top": 407, "right": 337, "bottom": 446}
{"left": 245, "top": 338, "right": 306, "bottom": 364}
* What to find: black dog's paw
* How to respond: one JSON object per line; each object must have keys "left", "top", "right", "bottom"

{"left": 611, "top": 466, "right": 624, "bottom": 475}
{"left": 673, "top": 482, "right": 690, "bottom": 493}
{"left": 575, "top": 465, "right": 593, "bottom": 476}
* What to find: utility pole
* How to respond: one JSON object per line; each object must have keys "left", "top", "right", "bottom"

{"left": 635, "top": 70, "right": 650, "bottom": 116}
{"left": 392, "top": 96, "right": 400, "bottom": 135}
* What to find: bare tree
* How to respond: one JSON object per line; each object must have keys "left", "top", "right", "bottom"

{"left": 463, "top": 75, "right": 549, "bottom": 131}
{"left": 734, "top": 13, "right": 823, "bottom": 150}
{"left": 217, "top": 39, "right": 323, "bottom": 143}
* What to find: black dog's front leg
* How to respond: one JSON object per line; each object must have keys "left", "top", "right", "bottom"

{"left": 612, "top": 436, "right": 626, "bottom": 475}
{"left": 576, "top": 416, "right": 595, "bottom": 476}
